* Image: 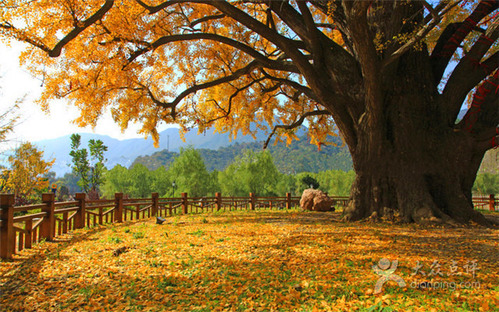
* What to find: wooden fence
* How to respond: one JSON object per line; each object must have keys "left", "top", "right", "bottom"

{"left": 0, "top": 192, "right": 495, "bottom": 260}
{"left": 0, "top": 192, "right": 317, "bottom": 260}
{"left": 472, "top": 194, "right": 498, "bottom": 211}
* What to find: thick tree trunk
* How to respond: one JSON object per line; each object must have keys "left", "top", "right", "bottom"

{"left": 343, "top": 141, "right": 489, "bottom": 225}
{"left": 342, "top": 50, "right": 491, "bottom": 225}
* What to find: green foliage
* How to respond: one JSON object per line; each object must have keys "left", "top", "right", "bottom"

{"left": 57, "top": 172, "right": 82, "bottom": 195}
{"left": 102, "top": 147, "right": 354, "bottom": 198}
{"left": 69, "top": 134, "right": 90, "bottom": 192}
{"left": 316, "top": 170, "right": 356, "bottom": 196}
{"left": 101, "top": 164, "right": 134, "bottom": 198}
{"left": 150, "top": 166, "right": 172, "bottom": 198}
{"left": 129, "top": 163, "right": 153, "bottom": 198}
{"left": 473, "top": 173, "right": 499, "bottom": 195}
{"left": 69, "top": 134, "right": 108, "bottom": 194}
{"left": 169, "top": 147, "right": 213, "bottom": 197}
{"left": 293, "top": 170, "right": 355, "bottom": 196}
{"left": 219, "top": 150, "right": 279, "bottom": 196}
{"left": 132, "top": 134, "right": 353, "bottom": 174}
{"left": 301, "top": 175, "right": 320, "bottom": 190}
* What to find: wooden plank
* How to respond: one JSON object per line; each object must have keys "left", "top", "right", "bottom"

{"left": 13, "top": 212, "right": 48, "bottom": 223}
{"left": 54, "top": 206, "right": 79, "bottom": 214}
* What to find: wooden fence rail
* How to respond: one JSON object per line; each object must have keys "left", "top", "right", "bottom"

{"left": 0, "top": 192, "right": 301, "bottom": 259}
{"left": 0, "top": 192, "right": 496, "bottom": 259}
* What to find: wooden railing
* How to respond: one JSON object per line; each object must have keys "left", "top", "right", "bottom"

{"left": 0, "top": 192, "right": 308, "bottom": 259}
{"left": 1, "top": 192, "right": 495, "bottom": 260}
{"left": 472, "top": 194, "right": 498, "bottom": 211}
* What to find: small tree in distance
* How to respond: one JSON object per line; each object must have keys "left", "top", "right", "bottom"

{"left": 2, "top": 142, "right": 54, "bottom": 203}
{"left": 69, "top": 134, "right": 108, "bottom": 198}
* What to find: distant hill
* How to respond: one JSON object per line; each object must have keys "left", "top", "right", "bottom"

{"left": 36, "top": 126, "right": 311, "bottom": 176}
{"left": 132, "top": 134, "right": 353, "bottom": 173}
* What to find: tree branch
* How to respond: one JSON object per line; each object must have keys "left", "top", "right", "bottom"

{"left": 263, "top": 110, "right": 331, "bottom": 149}
{"left": 125, "top": 32, "right": 298, "bottom": 73}
{"left": 297, "top": 0, "right": 324, "bottom": 66}
{"left": 1, "top": 0, "right": 114, "bottom": 57}
{"left": 133, "top": 0, "right": 185, "bottom": 14}
{"left": 259, "top": 69, "right": 318, "bottom": 102}
{"left": 382, "top": 3, "right": 442, "bottom": 68}
{"left": 49, "top": 0, "right": 114, "bottom": 57}
{"left": 430, "top": 0, "right": 499, "bottom": 84}
{"left": 190, "top": 13, "right": 225, "bottom": 28}
{"left": 441, "top": 17, "right": 499, "bottom": 124}
{"left": 458, "top": 70, "right": 499, "bottom": 138}
{"left": 145, "top": 60, "right": 261, "bottom": 118}
{"left": 207, "top": 0, "right": 316, "bottom": 79}
{"left": 201, "top": 77, "right": 265, "bottom": 125}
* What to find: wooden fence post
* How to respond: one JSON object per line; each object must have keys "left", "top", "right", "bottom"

{"left": 75, "top": 193, "right": 86, "bottom": 229}
{"left": 0, "top": 194, "right": 15, "bottom": 259}
{"left": 216, "top": 192, "right": 222, "bottom": 211}
{"left": 152, "top": 193, "right": 159, "bottom": 216}
{"left": 250, "top": 193, "right": 256, "bottom": 210}
{"left": 182, "top": 193, "right": 188, "bottom": 214}
{"left": 25, "top": 218, "right": 32, "bottom": 249}
{"left": 41, "top": 193, "right": 56, "bottom": 241}
{"left": 490, "top": 194, "right": 496, "bottom": 212}
{"left": 115, "top": 193, "right": 123, "bottom": 223}
{"left": 286, "top": 193, "right": 291, "bottom": 210}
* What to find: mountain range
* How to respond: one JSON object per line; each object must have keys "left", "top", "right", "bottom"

{"left": 37, "top": 126, "right": 348, "bottom": 176}
{"left": 132, "top": 134, "right": 353, "bottom": 174}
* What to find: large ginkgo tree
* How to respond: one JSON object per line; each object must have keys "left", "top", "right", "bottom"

{"left": 1, "top": 0, "right": 497, "bottom": 224}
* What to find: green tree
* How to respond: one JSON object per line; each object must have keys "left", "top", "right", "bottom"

{"left": 473, "top": 173, "right": 499, "bottom": 195}
{"left": 219, "top": 150, "right": 279, "bottom": 196}
{"left": 88, "top": 139, "right": 107, "bottom": 192}
{"left": 69, "top": 134, "right": 108, "bottom": 196}
{"left": 295, "top": 172, "right": 317, "bottom": 195}
{"left": 169, "top": 147, "right": 212, "bottom": 197}
{"left": 58, "top": 172, "right": 82, "bottom": 195}
{"left": 274, "top": 174, "right": 297, "bottom": 196}
{"left": 129, "top": 163, "right": 152, "bottom": 198}
{"left": 316, "top": 170, "right": 356, "bottom": 196}
{"left": 150, "top": 166, "right": 171, "bottom": 198}
{"left": 102, "top": 164, "right": 134, "bottom": 198}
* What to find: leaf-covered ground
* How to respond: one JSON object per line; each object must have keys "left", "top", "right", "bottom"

{"left": 1, "top": 210, "right": 498, "bottom": 311}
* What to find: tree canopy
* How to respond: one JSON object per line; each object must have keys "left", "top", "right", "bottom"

{"left": 1, "top": 142, "right": 55, "bottom": 200}
{"left": 69, "top": 133, "right": 108, "bottom": 195}
{"left": 1, "top": 0, "right": 497, "bottom": 223}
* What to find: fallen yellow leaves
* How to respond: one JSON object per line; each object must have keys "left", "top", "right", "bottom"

{"left": 0, "top": 210, "right": 497, "bottom": 311}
